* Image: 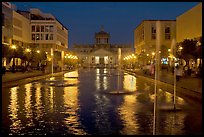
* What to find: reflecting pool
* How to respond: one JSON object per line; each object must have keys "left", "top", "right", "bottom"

{"left": 2, "top": 68, "right": 202, "bottom": 135}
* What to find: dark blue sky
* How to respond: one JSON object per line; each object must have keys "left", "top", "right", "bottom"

{"left": 12, "top": 2, "right": 199, "bottom": 49}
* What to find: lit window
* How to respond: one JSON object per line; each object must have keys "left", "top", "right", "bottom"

{"left": 36, "top": 34, "right": 40, "bottom": 40}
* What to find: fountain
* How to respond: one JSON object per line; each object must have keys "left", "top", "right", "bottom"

{"left": 105, "top": 48, "right": 136, "bottom": 95}
{"left": 153, "top": 21, "right": 181, "bottom": 135}
{"left": 43, "top": 49, "right": 79, "bottom": 87}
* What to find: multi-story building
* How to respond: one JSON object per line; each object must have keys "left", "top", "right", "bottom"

{"left": 28, "top": 8, "right": 68, "bottom": 67}
{"left": 73, "top": 27, "right": 133, "bottom": 68}
{"left": 176, "top": 2, "right": 202, "bottom": 67}
{"left": 176, "top": 3, "right": 202, "bottom": 43}
{"left": 2, "top": 2, "right": 13, "bottom": 66}
{"left": 134, "top": 20, "right": 176, "bottom": 65}
{"left": 2, "top": 3, "right": 69, "bottom": 69}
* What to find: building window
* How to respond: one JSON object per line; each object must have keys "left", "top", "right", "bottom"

{"left": 165, "top": 26, "right": 171, "bottom": 40}
{"left": 50, "top": 25, "right": 54, "bottom": 32}
{"left": 45, "top": 26, "right": 49, "bottom": 32}
{"left": 32, "top": 26, "right": 35, "bottom": 32}
{"left": 36, "top": 34, "right": 40, "bottom": 40}
{"left": 41, "top": 26, "right": 44, "bottom": 32}
{"left": 36, "top": 25, "right": 40, "bottom": 32}
{"left": 45, "top": 34, "right": 49, "bottom": 40}
{"left": 49, "top": 34, "right": 53, "bottom": 40}
{"left": 32, "top": 34, "right": 35, "bottom": 40}
{"left": 41, "top": 34, "right": 44, "bottom": 40}
{"left": 151, "top": 26, "right": 156, "bottom": 40}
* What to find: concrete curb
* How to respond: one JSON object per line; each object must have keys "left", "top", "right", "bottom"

{"left": 2, "top": 71, "right": 64, "bottom": 88}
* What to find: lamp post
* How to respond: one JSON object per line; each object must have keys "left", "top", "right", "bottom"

{"left": 25, "top": 48, "right": 31, "bottom": 70}
{"left": 11, "top": 45, "right": 16, "bottom": 73}
{"left": 36, "top": 50, "right": 41, "bottom": 70}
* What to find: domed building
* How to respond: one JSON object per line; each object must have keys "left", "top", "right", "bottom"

{"left": 73, "top": 27, "right": 133, "bottom": 68}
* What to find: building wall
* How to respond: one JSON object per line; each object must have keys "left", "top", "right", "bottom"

{"left": 176, "top": 3, "right": 202, "bottom": 43}
{"left": 56, "top": 21, "right": 68, "bottom": 49}
{"left": 13, "top": 10, "right": 31, "bottom": 44}
{"left": 30, "top": 21, "right": 68, "bottom": 52}
{"left": 134, "top": 20, "right": 176, "bottom": 56}
{"left": 2, "top": 2, "right": 13, "bottom": 44}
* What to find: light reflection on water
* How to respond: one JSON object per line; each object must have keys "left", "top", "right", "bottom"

{"left": 8, "top": 86, "right": 23, "bottom": 133}
{"left": 63, "top": 86, "right": 86, "bottom": 135}
{"left": 123, "top": 74, "right": 137, "bottom": 92}
{"left": 118, "top": 95, "right": 139, "bottom": 135}
{"left": 2, "top": 68, "right": 202, "bottom": 135}
{"left": 24, "top": 83, "right": 34, "bottom": 127}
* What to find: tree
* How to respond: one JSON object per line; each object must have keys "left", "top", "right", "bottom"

{"left": 160, "top": 45, "right": 168, "bottom": 58}
{"left": 193, "top": 37, "right": 202, "bottom": 66}
{"left": 177, "top": 39, "right": 197, "bottom": 67}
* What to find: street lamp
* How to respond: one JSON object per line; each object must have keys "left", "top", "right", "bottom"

{"left": 26, "top": 48, "right": 31, "bottom": 52}
{"left": 11, "top": 45, "right": 16, "bottom": 73}
{"left": 168, "top": 49, "right": 171, "bottom": 52}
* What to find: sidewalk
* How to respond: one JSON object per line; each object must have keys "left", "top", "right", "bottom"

{"left": 125, "top": 68, "right": 202, "bottom": 94}
{"left": 2, "top": 70, "right": 70, "bottom": 88}
{"left": 2, "top": 70, "right": 44, "bottom": 83}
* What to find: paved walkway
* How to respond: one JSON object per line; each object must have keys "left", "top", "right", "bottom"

{"left": 2, "top": 70, "right": 73, "bottom": 88}
{"left": 125, "top": 68, "right": 202, "bottom": 94}
{"left": 2, "top": 70, "right": 44, "bottom": 83}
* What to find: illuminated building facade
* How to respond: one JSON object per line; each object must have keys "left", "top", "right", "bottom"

{"left": 73, "top": 27, "right": 133, "bottom": 68}
{"left": 134, "top": 20, "right": 176, "bottom": 65}
{"left": 176, "top": 3, "right": 202, "bottom": 43}
{"left": 2, "top": 2, "right": 68, "bottom": 69}
{"left": 176, "top": 2, "right": 202, "bottom": 67}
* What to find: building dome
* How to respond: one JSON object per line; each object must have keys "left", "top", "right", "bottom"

{"left": 95, "top": 26, "right": 110, "bottom": 45}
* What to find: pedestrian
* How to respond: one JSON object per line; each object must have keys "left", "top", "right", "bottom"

{"left": 175, "top": 65, "right": 183, "bottom": 81}
{"left": 183, "top": 65, "right": 188, "bottom": 77}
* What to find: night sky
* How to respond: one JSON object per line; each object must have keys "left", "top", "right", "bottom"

{"left": 12, "top": 2, "right": 199, "bottom": 49}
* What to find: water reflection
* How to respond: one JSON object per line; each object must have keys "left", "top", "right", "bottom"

{"left": 24, "top": 83, "right": 34, "bottom": 126}
{"left": 49, "top": 87, "right": 54, "bottom": 112}
{"left": 118, "top": 95, "right": 139, "bottom": 134}
{"left": 64, "top": 70, "right": 79, "bottom": 78}
{"left": 63, "top": 86, "right": 86, "bottom": 135}
{"left": 95, "top": 68, "right": 109, "bottom": 91}
{"left": 103, "top": 76, "right": 108, "bottom": 90}
{"left": 123, "top": 74, "right": 136, "bottom": 92}
{"left": 93, "top": 94, "right": 111, "bottom": 134}
{"left": 34, "top": 83, "right": 43, "bottom": 120}
{"left": 157, "top": 112, "right": 186, "bottom": 135}
{"left": 2, "top": 69, "right": 202, "bottom": 135}
{"left": 8, "top": 86, "right": 23, "bottom": 134}
{"left": 95, "top": 75, "right": 100, "bottom": 90}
